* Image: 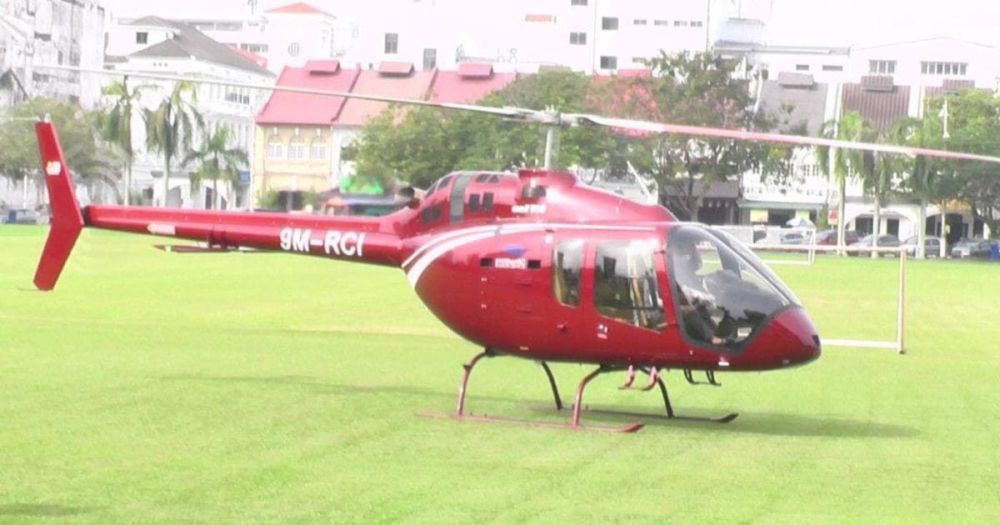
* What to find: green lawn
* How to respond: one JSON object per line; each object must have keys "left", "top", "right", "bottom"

{"left": 1, "top": 226, "right": 998, "bottom": 524}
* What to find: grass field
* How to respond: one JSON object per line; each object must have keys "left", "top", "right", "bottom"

{"left": 2, "top": 226, "right": 999, "bottom": 524}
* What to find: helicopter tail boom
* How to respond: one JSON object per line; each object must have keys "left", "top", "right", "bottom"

{"left": 32, "top": 122, "right": 403, "bottom": 291}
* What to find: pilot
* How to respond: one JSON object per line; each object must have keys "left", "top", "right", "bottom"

{"left": 673, "top": 235, "right": 736, "bottom": 346}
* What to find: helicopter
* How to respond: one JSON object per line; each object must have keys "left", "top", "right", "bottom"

{"left": 29, "top": 68, "right": 1000, "bottom": 432}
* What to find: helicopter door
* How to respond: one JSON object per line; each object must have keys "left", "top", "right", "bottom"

{"left": 590, "top": 238, "right": 668, "bottom": 353}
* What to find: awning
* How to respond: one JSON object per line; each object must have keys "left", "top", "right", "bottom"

{"left": 738, "top": 200, "right": 823, "bottom": 211}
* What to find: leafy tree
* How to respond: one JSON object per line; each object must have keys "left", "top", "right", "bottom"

{"left": 144, "top": 81, "right": 203, "bottom": 207}
{"left": 351, "top": 70, "right": 619, "bottom": 189}
{"left": 602, "top": 52, "right": 779, "bottom": 221}
{"left": 183, "top": 125, "right": 248, "bottom": 209}
{"left": 0, "top": 98, "right": 122, "bottom": 205}
{"left": 101, "top": 77, "right": 148, "bottom": 205}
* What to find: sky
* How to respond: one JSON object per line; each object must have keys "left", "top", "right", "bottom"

{"left": 101, "top": 0, "right": 1000, "bottom": 49}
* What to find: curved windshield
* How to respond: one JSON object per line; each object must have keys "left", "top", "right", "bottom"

{"left": 668, "top": 226, "right": 795, "bottom": 349}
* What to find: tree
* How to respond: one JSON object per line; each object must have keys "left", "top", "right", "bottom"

{"left": 183, "top": 125, "right": 248, "bottom": 209}
{"left": 0, "top": 98, "right": 122, "bottom": 206}
{"left": 608, "top": 52, "right": 778, "bottom": 221}
{"left": 144, "top": 81, "right": 203, "bottom": 207}
{"left": 102, "top": 77, "right": 148, "bottom": 205}
{"left": 351, "top": 70, "right": 619, "bottom": 189}
{"left": 816, "top": 111, "right": 873, "bottom": 252}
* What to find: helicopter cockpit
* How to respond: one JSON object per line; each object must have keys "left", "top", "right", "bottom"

{"left": 668, "top": 225, "right": 801, "bottom": 350}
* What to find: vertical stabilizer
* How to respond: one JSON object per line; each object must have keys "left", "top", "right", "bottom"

{"left": 33, "top": 121, "right": 85, "bottom": 291}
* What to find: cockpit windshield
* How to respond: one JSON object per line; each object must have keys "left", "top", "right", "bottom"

{"left": 668, "top": 225, "right": 798, "bottom": 350}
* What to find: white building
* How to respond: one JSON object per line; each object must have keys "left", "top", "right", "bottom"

{"left": 106, "top": 16, "right": 275, "bottom": 208}
{"left": 0, "top": 0, "right": 105, "bottom": 108}
{"left": 726, "top": 37, "right": 1000, "bottom": 245}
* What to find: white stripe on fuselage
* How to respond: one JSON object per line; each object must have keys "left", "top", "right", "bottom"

{"left": 403, "top": 222, "right": 657, "bottom": 288}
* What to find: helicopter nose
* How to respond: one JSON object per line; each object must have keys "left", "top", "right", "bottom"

{"left": 744, "top": 308, "right": 821, "bottom": 369}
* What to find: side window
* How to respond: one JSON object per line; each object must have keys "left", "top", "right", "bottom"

{"left": 468, "top": 193, "right": 481, "bottom": 212}
{"left": 594, "top": 240, "right": 665, "bottom": 330}
{"left": 482, "top": 192, "right": 494, "bottom": 211}
{"left": 553, "top": 240, "right": 584, "bottom": 306}
{"left": 420, "top": 203, "right": 442, "bottom": 224}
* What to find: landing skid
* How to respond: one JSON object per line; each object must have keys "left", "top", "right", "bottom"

{"left": 417, "top": 411, "right": 644, "bottom": 433}
{"left": 580, "top": 407, "right": 738, "bottom": 424}
{"left": 426, "top": 350, "right": 737, "bottom": 432}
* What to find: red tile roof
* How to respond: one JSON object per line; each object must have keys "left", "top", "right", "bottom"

{"left": 266, "top": 2, "right": 330, "bottom": 16}
{"left": 842, "top": 81, "right": 910, "bottom": 132}
{"left": 336, "top": 68, "right": 437, "bottom": 127}
{"left": 430, "top": 64, "right": 516, "bottom": 104}
{"left": 256, "top": 63, "right": 360, "bottom": 126}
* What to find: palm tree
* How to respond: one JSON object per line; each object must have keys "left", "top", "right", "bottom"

{"left": 183, "top": 125, "right": 248, "bottom": 209}
{"left": 816, "top": 110, "right": 872, "bottom": 253}
{"left": 102, "top": 77, "right": 146, "bottom": 205}
{"left": 144, "top": 81, "right": 203, "bottom": 207}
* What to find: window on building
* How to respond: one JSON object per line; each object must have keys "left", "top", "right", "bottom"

{"left": 822, "top": 65, "right": 843, "bottom": 71}
{"left": 634, "top": 19, "right": 647, "bottom": 25}
{"left": 570, "top": 0, "right": 588, "bottom": 5}
{"left": 921, "top": 61, "right": 968, "bottom": 76}
{"left": 136, "top": 32, "right": 148, "bottom": 44}
{"left": 594, "top": 240, "right": 665, "bottom": 331}
{"left": 601, "top": 17, "right": 618, "bottom": 30}
{"left": 674, "top": 20, "right": 689, "bottom": 27}
{"left": 600, "top": 55, "right": 617, "bottom": 70}
{"left": 266, "top": 139, "right": 285, "bottom": 160}
{"left": 384, "top": 33, "right": 399, "bottom": 54}
{"left": 310, "top": 140, "right": 327, "bottom": 161}
{"left": 869, "top": 60, "right": 897, "bottom": 74}
{"left": 795, "top": 64, "right": 810, "bottom": 71}
{"left": 570, "top": 32, "right": 587, "bottom": 45}
{"left": 654, "top": 19, "right": 669, "bottom": 26}
{"left": 288, "top": 42, "right": 300, "bottom": 56}
{"left": 691, "top": 20, "right": 704, "bottom": 27}
{"left": 553, "top": 240, "right": 584, "bottom": 307}
{"left": 288, "top": 141, "right": 306, "bottom": 161}
{"left": 423, "top": 48, "right": 437, "bottom": 70}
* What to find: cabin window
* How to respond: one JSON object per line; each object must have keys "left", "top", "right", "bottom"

{"left": 420, "top": 203, "right": 442, "bottom": 224}
{"left": 482, "top": 192, "right": 494, "bottom": 211}
{"left": 553, "top": 240, "right": 584, "bottom": 306}
{"left": 475, "top": 173, "right": 490, "bottom": 182}
{"left": 468, "top": 193, "right": 481, "bottom": 212}
{"left": 450, "top": 174, "right": 474, "bottom": 223}
{"left": 594, "top": 240, "right": 665, "bottom": 330}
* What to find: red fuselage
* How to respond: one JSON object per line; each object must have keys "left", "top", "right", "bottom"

{"left": 75, "top": 169, "right": 820, "bottom": 372}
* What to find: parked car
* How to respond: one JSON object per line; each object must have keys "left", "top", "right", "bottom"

{"left": 814, "top": 229, "right": 861, "bottom": 246}
{"left": 779, "top": 231, "right": 808, "bottom": 245}
{"left": 849, "top": 234, "right": 901, "bottom": 256}
{"left": 950, "top": 238, "right": 992, "bottom": 259}
{"left": 5, "top": 209, "right": 40, "bottom": 225}
{"left": 902, "top": 235, "right": 943, "bottom": 258}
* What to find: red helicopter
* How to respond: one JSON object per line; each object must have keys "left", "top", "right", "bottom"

{"left": 30, "top": 71, "right": 1000, "bottom": 432}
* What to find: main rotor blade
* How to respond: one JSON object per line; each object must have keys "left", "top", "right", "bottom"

{"left": 571, "top": 114, "right": 1000, "bottom": 165}
{"left": 40, "top": 64, "right": 1000, "bottom": 165}
{"left": 36, "top": 64, "right": 527, "bottom": 118}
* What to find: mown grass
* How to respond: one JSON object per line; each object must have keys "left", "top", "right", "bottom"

{"left": 1, "top": 226, "right": 998, "bottom": 524}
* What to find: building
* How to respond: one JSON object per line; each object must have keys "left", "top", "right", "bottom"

{"left": 253, "top": 61, "right": 517, "bottom": 203}
{"left": 724, "top": 37, "right": 1000, "bottom": 243}
{"left": 106, "top": 16, "right": 275, "bottom": 208}
{"left": 254, "top": 59, "right": 361, "bottom": 199}
{"left": 0, "top": 0, "right": 105, "bottom": 108}
{"left": 326, "top": 0, "right": 721, "bottom": 74}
